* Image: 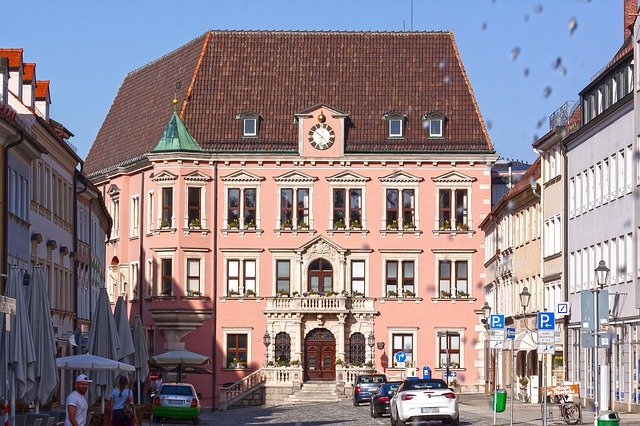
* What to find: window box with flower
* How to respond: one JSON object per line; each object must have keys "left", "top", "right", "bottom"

{"left": 456, "top": 222, "right": 470, "bottom": 231}
{"left": 439, "top": 220, "right": 451, "bottom": 231}
{"left": 403, "top": 290, "right": 416, "bottom": 298}
{"left": 386, "top": 290, "right": 398, "bottom": 298}
{"left": 227, "top": 289, "right": 240, "bottom": 297}
{"left": 455, "top": 290, "right": 469, "bottom": 299}
{"left": 188, "top": 218, "right": 201, "bottom": 229}
{"left": 281, "top": 219, "right": 293, "bottom": 230}
{"left": 439, "top": 290, "right": 452, "bottom": 298}
{"left": 403, "top": 221, "right": 416, "bottom": 230}
{"left": 386, "top": 220, "right": 399, "bottom": 230}
{"left": 229, "top": 357, "right": 247, "bottom": 369}
{"left": 244, "top": 219, "right": 256, "bottom": 229}
{"left": 334, "top": 219, "right": 346, "bottom": 230}
{"left": 245, "top": 289, "right": 257, "bottom": 297}
{"left": 276, "top": 289, "right": 289, "bottom": 297}
{"left": 297, "top": 221, "right": 309, "bottom": 230}
{"left": 325, "top": 290, "right": 338, "bottom": 297}
{"left": 161, "top": 219, "right": 171, "bottom": 229}
{"left": 228, "top": 218, "right": 240, "bottom": 229}
{"left": 350, "top": 219, "right": 362, "bottom": 230}
{"left": 187, "top": 289, "right": 202, "bottom": 297}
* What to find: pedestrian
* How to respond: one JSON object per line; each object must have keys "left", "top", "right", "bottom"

{"left": 65, "top": 373, "right": 92, "bottom": 426}
{"left": 110, "top": 375, "right": 136, "bottom": 426}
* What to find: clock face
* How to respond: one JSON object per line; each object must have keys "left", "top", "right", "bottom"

{"left": 308, "top": 123, "right": 335, "bottom": 150}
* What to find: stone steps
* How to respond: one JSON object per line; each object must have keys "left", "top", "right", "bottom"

{"left": 288, "top": 382, "right": 342, "bottom": 403}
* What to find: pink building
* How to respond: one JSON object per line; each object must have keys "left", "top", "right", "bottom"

{"left": 84, "top": 31, "right": 497, "bottom": 408}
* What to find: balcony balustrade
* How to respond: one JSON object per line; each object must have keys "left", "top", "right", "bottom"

{"left": 265, "top": 296, "right": 375, "bottom": 313}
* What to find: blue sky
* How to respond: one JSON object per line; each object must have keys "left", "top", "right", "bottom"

{"left": 2, "top": 0, "right": 623, "bottom": 163}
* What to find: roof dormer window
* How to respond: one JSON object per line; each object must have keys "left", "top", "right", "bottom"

{"left": 422, "top": 112, "right": 446, "bottom": 139}
{"left": 236, "top": 111, "right": 261, "bottom": 138}
{"left": 383, "top": 112, "right": 406, "bottom": 139}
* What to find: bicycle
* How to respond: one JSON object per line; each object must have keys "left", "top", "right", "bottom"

{"left": 544, "top": 394, "right": 581, "bottom": 425}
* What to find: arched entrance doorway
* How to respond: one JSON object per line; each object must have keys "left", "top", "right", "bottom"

{"left": 304, "top": 328, "right": 336, "bottom": 381}
{"left": 308, "top": 259, "right": 333, "bottom": 293}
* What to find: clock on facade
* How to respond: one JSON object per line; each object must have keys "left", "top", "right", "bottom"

{"left": 308, "top": 123, "right": 335, "bottom": 150}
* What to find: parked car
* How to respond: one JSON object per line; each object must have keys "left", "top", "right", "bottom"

{"left": 370, "top": 381, "right": 401, "bottom": 417}
{"left": 353, "top": 373, "right": 387, "bottom": 406}
{"left": 151, "top": 383, "right": 200, "bottom": 424}
{"left": 389, "top": 378, "right": 459, "bottom": 425}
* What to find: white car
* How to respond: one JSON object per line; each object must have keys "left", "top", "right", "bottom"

{"left": 390, "top": 379, "right": 459, "bottom": 425}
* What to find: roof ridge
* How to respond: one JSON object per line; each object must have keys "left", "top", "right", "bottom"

{"left": 125, "top": 32, "right": 209, "bottom": 77}
{"left": 205, "top": 29, "right": 451, "bottom": 34}
{"left": 448, "top": 32, "right": 493, "bottom": 151}
{"left": 180, "top": 31, "right": 211, "bottom": 119}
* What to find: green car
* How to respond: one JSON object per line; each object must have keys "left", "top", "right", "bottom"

{"left": 151, "top": 383, "right": 200, "bottom": 424}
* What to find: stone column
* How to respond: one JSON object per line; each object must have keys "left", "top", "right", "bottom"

{"left": 337, "top": 313, "right": 347, "bottom": 362}
{"left": 293, "top": 314, "right": 303, "bottom": 363}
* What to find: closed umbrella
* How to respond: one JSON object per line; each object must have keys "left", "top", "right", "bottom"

{"left": 5, "top": 268, "right": 36, "bottom": 424}
{"left": 24, "top": 267, "right": 57, "bottom": 406}
{"left": 86, "top": 287, "right": 121, "bottom": 403}
{"left": 133, "top": 315, "right": 149, "bottom": 403}
{"left": 113, "top": 296, "right": 135, "bottom": 362}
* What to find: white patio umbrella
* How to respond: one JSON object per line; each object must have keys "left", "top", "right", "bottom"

{"left": 149, "top": 349, "right": 210, "bottom": 383}
{"left": 132, "top": 315, "right": 149, "bottom": 403}
{"left": 113, "top": 296, "right": 135, "bottom": 363}
{"left": 86, "top": 287, "right": 121, "bottom": 405}
{"left": 24, "top": 267, "right": 57, "bottom": 407}
{"left": 4, "top": 268, "right": 36, "bottom": 424}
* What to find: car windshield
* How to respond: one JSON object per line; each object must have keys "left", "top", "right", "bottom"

{"left": 403, "top": 380, "right": 448, "bottom": 391}
{"left": 160, "top": 385, "right": 194, "bottom": 396}
{"left": 360, "top": 375, "right": 386, "bottom": 384}
{"left": 383, "top": 383, "right": 400, "bottom": 394}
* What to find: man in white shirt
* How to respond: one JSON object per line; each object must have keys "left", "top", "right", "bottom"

{"left": 65, "top": 374, "right": 92, "bottom": 426}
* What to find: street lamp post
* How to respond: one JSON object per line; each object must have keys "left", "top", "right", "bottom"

{"left": 367, "top": 332, "right": 375, "bottom": 366}
{"left": 262, "top": 332, "right": 271, "bottom": 366}
{"left": 593, "top": 260, "right": 610, "bottom": 426}
{"left": 481, "top": 302, "right": 492, "bottom": 394}
{"left": 519, "top": 287, "right": 532, "bottom": 426}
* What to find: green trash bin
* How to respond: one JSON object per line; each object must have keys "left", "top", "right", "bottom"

{"left": 597, "top": 412, "right": 620, "bottom": 425}
{"left": 492, "top": 389, "right": 507, "bottom": 413}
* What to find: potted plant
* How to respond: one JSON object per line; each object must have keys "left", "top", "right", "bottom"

{"left": 352, "top": 290, "right": 364, "bottom": 297}
{"left": 161, "top": 219, "right": 171, "bottom": 229}
{"left": 350, "top": 218, "right": 362, "bottom": 229}
{"left": 335, "top": 358, "right": 344, "bottom": 366}
{"left": 309, "top": 289, "right": 319, "bottom": 296}
{"left": 341, "top": 290, "right": 350, "bottom": 297}
{"left": 365, "top": 360, "right": 374, "bottom": 368}
{"left": 440, "top": 290, "right": 452, "bottom": 298}
{"left": 291, "top": 291, "right": 300, "bottom": 297}
{"left": 290, "top": 359, "right": 300, "bottom": 367}
{"left": 403, "top": 221, "right": 415, "bottom": 230}
{"left": 456, "top": 222, "right": 470, "bottom": 231}
{"left": 244, "top": 219, "right": 256, "bottom": 229}
{"left": 187, "top": 289, "right": 201, "bottom": 297}
{"left": 403, "top": 289, "right": 416, "bottom": 298}
{"left": 275, "top": 358, "right": 289, "bottom": 367}
{"left": 160, "top": 289, "right": 172, "bottom": 297}
{"left": 188, "top": 218, "right": 201, "bottom": 228}
{"left": 519, "top": 376, "right": 529, "bottom": 388}
{"left": 277, "top": 288, "right": 289, "bottom": 297}
{"left": 450, "top": 378, "right": 461, "bottom": 392}
{"left": 245, "top": 289, "right": 256, "bottom": 297}
{"left": 386, "top": 290, "right": 398, "bottom": 298}
{"left": 267, "top": 360, "right": 275, "bottom": 367}
{"left": 228, "top": 218, "right": 239, "bottom": 229}
{"left": 297, "top": 221, "right": 309, "bottom": 230}
{"left": 440, "top": 219, "right": 451, "bottom": 230}
{"left": 281, "top": 219, "right": 293, "bottom": 229}
{"left": 352, "top": 359, "right": 362, "bottom": 368}
{"left": 334, "top": 219, "right": 346, "bottom": 230}
{"left": 386, "top": 220, "right": 398, "bottom": 230}
{"left": 455, "top": 290, "right": 469, "bottom": 298}
{"left": 325, "top": 290, "right": 338, "bottom": 296}
{"left": 228, "top": 289, "right": 240, "bottom": 297}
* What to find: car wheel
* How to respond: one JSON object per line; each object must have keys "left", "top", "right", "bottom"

{"left": 192, "top": 417, "right": 200, "bottom": 425}
{"left": 150, "top": 415, "right": 158, "bottom": 424}
{"left": 371, "top": 404, "right": 379, "bottom": 418}
{"left": 353, "top": 399, "right": 359, "bottom": 406}
{"left": 390, "top": 415, "right": 396, "bottom": 426}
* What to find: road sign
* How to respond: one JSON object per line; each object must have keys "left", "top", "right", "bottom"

{"left": 149, "top": 372, "right": 160, "bottom": 381}
{"left": 537, "top": 312, "right": 555, "bottom": 330}
{"left": 0, "top": 296, "right": 16, "bottom": 315}
{"left": 506, "top": 327, "right": 516, "bottom": 340}
{"left": 537, "top": 344, "right": 555, "bottom": 354}
{"left": 537, "top": 330, "right": 555, "bottom": 344}
{"left": 490, "top": 340, "right": 504, "bottom": 349}
{"left": 447, "top": 371, "right": 457, "bottom": 377}
{"left": 489, "top": 314, "right": 505, "bottom": 329}
{"left": 489, "top": 329, "right": 505, "bottom": 342}
{"left": 394, "top": 351, "right": 407, "bottom": 363}
{"left": 556, "top": 302, "right": 569, "bottom": 316}
{"left": 580, "top": 290, "right": 609, "bottom": 348}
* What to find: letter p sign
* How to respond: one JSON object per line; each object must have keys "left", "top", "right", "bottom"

{"left": 489, "top": 314, "right": 504, "bottom": 329}
{"left": 537, "top": 312, "right": 555, "bottom": 330}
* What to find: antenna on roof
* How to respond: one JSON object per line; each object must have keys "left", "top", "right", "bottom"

{"left": 173, "top": 80, "right": 182, "bottom": 112}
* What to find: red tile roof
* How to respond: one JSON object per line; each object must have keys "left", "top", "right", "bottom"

{"left": 23, "top": 63, "right": 35, "bottom": 83}
{"left": 0, "top": 49, "right": 23, "bottom": 69}
{"left": 34, "top": 80, "right": 49, "bottom": 100}
{"left": 85, "top": 31, "right": 493, "bottom": 174}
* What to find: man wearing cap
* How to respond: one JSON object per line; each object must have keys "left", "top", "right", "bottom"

{"left": 65, "top": 373, "right": 92, "bottom": 426}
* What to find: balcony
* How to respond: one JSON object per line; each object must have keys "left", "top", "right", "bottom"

{"left": 264, "top": 296, "right": 376, "bottom": 314}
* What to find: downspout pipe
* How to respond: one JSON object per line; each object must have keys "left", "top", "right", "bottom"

{"left": 139, "top": 171, "right": 145, "bottom": 320}
{"left": 211, "top": 162, "right": 218, "bottom": 411}
{"left": 3, "top": 130, "right": 24, "bottom": 281}
{"left": 74, "top": 170, "right": 88, "bottom": 353}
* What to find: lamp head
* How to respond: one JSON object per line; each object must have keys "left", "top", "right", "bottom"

{"left": 367, "top": 332, "right": 375, "bottom": 348}
{"left": 481, "top": 302, "right": 491, "bottom": 320}
{"left": 595, "top": 260, "right": 610, "bottom": 288}
{"left": 262, "top": 332, "right": 271, "bottom": 347}
{"left": 519, "top": 287, "right": 531, "bottom": 311}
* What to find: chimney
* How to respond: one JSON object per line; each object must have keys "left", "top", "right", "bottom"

{"left": 0, "top": 49, "right": 23, "bottom": 100}
{"left": 22, "top": 62, "right": 36, "bottom": 108}
{"left": 0, "top": 57, "right": 8, "bottom": 105}
{"left": 624, "top": 0, "right": 638, "bottom": 39}
{"left": 34, "top": 80, "right": 50, "bottom": 121}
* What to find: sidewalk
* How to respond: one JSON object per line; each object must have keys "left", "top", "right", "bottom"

{"left": 460, "top": 393, "right": 640, "bottom": 425}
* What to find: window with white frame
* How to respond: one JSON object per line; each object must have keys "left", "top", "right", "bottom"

{"left": 544, "top": 214, "right": 562, "bottom": 257}
{"left": 146, "top": 259, "right": 153, "bottom": 298}
{"left": 226, "top": 258, "right": 257, "bottom": 296}
{"left": 350, "top": 260, "right": 366, "bottom": 295}
{"left": 610, "top": 154, "right": 618, "bottom": 199}
{"left": 437, "top": 260, "right": 469, "bottom": 298}
{"left": 276, "top": 260, "right": 290, "bottom": 295}
{"left": 147, "top": 190, "right": 154, "bottom": 233}
{"left": 437, "top": 331, "right": 461, "bottom": 369}
{"left": 130, "top": 195, "right": 140, "bottom": 238}
{"left": 243, "top": 118, "right": 257, "bottom": 137}
{"left": 422, "top": 112, "right": 446, "bottom": 138}
{"left": 545, "top": 280, "right": 561, "bottom": 312}
{"left": 130, "top": 262, "right": 139, "bottom": 300}
{"left": 187, "top": 187, "right": 201, "bottom": 226}
{"left": 432, "top": 171, "right": 473, "bottom": 232}
{"left": 618, "top": 149, "right": 626, "bottom": 197}
{"left": 160, "top": 258, "right": 173, "bottom": 296}
{"left": 595, "top": 162, "right": 602, "bottom": 205}
{"left": 393, "top": 334, "right": 413, "bottom": 366}
{"left": 108, "top": 185, "right": 120, "bottom": 239}
{"left": 389, "top": 119, "right": 403, "bottom": 138}
{"left": 186, "top": 258, "right": 201, "bottom": 296}
{"left": 227, "top": 188, "right": 257, "bottom": 229}
{"left": 326, "top": 171, "right": 368, "bottom": 231}
{"left": 161, "top": 187, "right": 173, "bottom": 228}
{"left": 569, "top": 177, "right": 575, "bottom": 218}
{"left": 625, "top": 145, "right": 633, "bottom": 193}
{"left": 224, "top": 327, "right": 252, "bottom": 369}
{"left": 384, "top": 260, "right": 415, "bottom": 297}
{"left": 280, "top": 188, "right": 310, "bottom": 229}
{"left": 385, "top": 189, "right": 415, "bottom": 230}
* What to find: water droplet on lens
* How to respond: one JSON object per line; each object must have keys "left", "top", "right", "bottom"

{"left": 532, "top": 134, "right": 539, "bottom": 143}
{"left": 552, "top": 56, "right": 562, "bottom": 70}
{"left": 568, "top": 17, "right": 578, "bottom": 35}
{"left": 559, "top": 128, "right": 569, "bottom": 139}
{"left": 439, "top": 61, "right": 446, "bottom": 70}
{"left": 486, "top": 120, "right": 493, "bottom": 130}
{"left": 524, "top": 14, "right": 530, "bottom": 22}
{"left": 444, "top": 76, "right": 451, "bottom": 84}
{"left": 543, "top": 86, "right": 552, "bottom": 98}
{"left": 523, "top": 68, "right": 530, "bottom": 77}
{"left": 422, "top": 121, "right": 430, "bottom": 130}
{"left": 559, "top": 66, "right": 567, "bottom": 76}
{"left": 536, "top": 117, "right": 546, "bottom": 129}
{"left": 510, "top": 47, "right": 521, "bottom": 61}
{"left": 507, "top": 200, "right": 516, "bottom": 211}
{"left": 481, "top": 21, "right": 488, "bottom": 30}
{"left": 534, "top": 4, "right": 543, "bottom": 14}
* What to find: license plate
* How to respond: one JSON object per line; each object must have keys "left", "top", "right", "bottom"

{"left": 421, "top": 407, "right": 438, "bottom": 413}
{"left": 168, "top": 399, "right": 183, "bottom": 406}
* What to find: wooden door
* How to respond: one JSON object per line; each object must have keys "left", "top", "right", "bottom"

{"left": 304, "top": 329, "right": 336, "bottom": 381}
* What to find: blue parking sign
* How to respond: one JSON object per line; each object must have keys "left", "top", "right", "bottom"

{"left": 489, "top": 314, "right": 505, "bottom": 329}
{"left": 537, "top": 312, "right": 555, "bottom": 330}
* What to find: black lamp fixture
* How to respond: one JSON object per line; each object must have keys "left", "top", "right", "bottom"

{"left": 377, "top": 341, "right": 385, "bottom": 351}
{"left": 595, "top": 260, "right": 610, "bottom": 289}
{"left": 262, "top": 332, "right": 271, "bottom": 347}
{"left": 367, "top": 332, "right": 375, "bottom": 348}
{"left": 22, "top": 271, "right": 30, "bottom": 286}
{"left": 519, "top": 286, "right": 531, "bottom": 311}
{"left": 481, "top": 302, "right": 491, "bottom": 321}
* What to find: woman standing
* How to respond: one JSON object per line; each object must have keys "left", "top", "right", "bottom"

{"left": 111, "top": 376, "right": 135, "bottom": 426}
